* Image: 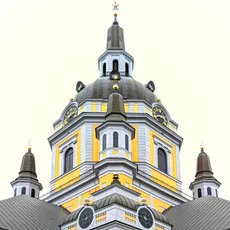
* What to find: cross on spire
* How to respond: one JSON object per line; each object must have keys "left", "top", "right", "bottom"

{"left": 112, "top": 1, "right": 119, "bottom": 16}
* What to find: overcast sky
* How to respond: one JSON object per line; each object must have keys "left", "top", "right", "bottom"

{"left": 0, "top": 0, "right": 230, "bottom": 201}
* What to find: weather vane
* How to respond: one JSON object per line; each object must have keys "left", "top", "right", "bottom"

{"left": 112, "top": 1, "right": 119, "bottom": 13}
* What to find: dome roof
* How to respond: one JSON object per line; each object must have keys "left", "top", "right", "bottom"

{"left": 74, "top": 77, "right": 157, "bottom": 105}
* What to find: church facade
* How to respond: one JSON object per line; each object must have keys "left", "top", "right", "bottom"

{"left": 1, "top": 9, "right": 230, "bottom": 230}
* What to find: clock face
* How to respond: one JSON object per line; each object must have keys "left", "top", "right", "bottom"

{"left": 79, "top": 208, "right": 94, "bottom": 229}
{"left": 63, "top": 106, "right": 78, "bottom": 126}
{"left": 153, "top": 107, "right": 168, "bottom": 126}
{"left": 138, "top": 208, "right": 153, "bottom": 229}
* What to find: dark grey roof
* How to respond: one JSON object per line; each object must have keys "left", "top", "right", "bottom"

{"left": 0, "top": 195, "right": 69, "bottom": 230}
{"left": 196, "top": 149, "right": 213, "bottom": 178}
{"left": 106, "top": 17, "right": 125, "bottom": 51}
{"left": 164, "top": 196, "right": 230, "bottom": 230}
{"left": 74, "top": 77, "right": 157, "bottom": 106}
{"left": 62, "top": 206, "right": 84, "bottom": 225}
{"left": 93, "top": 193, "right": 139, "bottom": 211}
{"left": 19, "top": 149, "right": 37, "bottom": 179}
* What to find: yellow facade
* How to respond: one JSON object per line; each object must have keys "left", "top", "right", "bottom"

{"left": 132, "top": 126, "right": 138, "bottom": 162}
{"left": 92, "top": 125, "right": 100, "bottom": 161}
{"left": 54, "top": 130, "right": 81, "bottom": 189}
{"left": 62, "top": 197, "right": 79, "bottom": 212}
{"left": 153, "top": 197, "right": 171, "bottom": 213}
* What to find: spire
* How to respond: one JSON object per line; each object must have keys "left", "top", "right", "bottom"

{"left": 195, "top": 147, "right": 213, "bottom": 179}
{"left": 189, "top": 147, "right": 221, "bottom": 199}
{"left": 11, "top": 148, "right": 42, "bottom": 198}
{"left": 106, "top": 2, "right": 125, "bottom": 51}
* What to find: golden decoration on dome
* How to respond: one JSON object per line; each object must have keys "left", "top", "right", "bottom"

{"left": 113, "top": 84, "right": 119, "bottom": 90}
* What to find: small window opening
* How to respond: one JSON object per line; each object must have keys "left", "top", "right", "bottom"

{"left": 103, "top": 63, "right": 106, "bottom": 76}
{"left": 207, "top": 187, "right": 212, "bottom": 195}
{"left": 21, "top": 187, "right": 26, "bottom": 195}
{"left": 14, "top": 188, "right": 17, "bottom": 197}
{"left": 64, "top": 148, "right": 73, "bottom": 173}
{"left": 102, "top": 134, "right": 107, "bottom": 151}
{"left": 113, "top": 60, "right": 119, "bottom": 71}
{"left": 125, "top": 135, "right": 129, "bottom": 151}
{"left": 198, "top": 188, "right": 202, "bottom": 198}
{"left": 113, "top": 132, "right": 119, "bottom": 147}
{"left": 31, "top": 189, "right": 35, "bottom": 198}
{"left": 158, "top": 148, "right": 167, "bottom": 174}
{"left": 125, "top": 63, "right": 129, "bottom": 76}
{"left": 216, "top": 189, "right": 218, "bottom": 197}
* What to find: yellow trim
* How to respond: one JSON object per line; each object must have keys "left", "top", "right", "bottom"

{"left": 92, "top": 102, "right": 97, "bottom": 112}
{"left": 134, "top": 103, "right": 138, "bottom": 113}
{"left": 62, "top": 197, "right": 79, "bottom": 212}
{"left": 150, "top": 132, "right": 154, "bottom": 165}
{"left": 79, "top": 106, "right": 84, "bottom": 114}
{"left": 92, "top": 125, "right": 100, "bottom": 161}
{"left": 113, "top": 150, "right": 119, "bottom": 155}
{"left": 124, "top": 103, "right": 129, "bottom": 113}
{"left": 102, "top": 152, "right": 106, "bottom": 158}
{"left": 132, "top": 126, "right": 138, "bottom": 162}
{"left": 146, "top": 107, "right": 150, "bottom": 115}
{"left": 101, "top": 102, "right": 107, "bottom": 112}
{"left": 152, "top": 197, "right": 171, "bottom": 213}
{"left": 125, "top": 152, "right": 129, "bottom": 158}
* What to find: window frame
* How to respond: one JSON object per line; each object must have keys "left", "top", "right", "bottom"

{"left": 64, "top": 147, "right": 74, "bottom": 173}
{"left": 157, "top": 148, "right": 168, "bottom": 174}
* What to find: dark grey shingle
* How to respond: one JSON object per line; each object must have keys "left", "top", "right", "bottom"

{"left": 164, "top": 196, "right": 230, "bottom": 230}
{"left": 0, "top": 195, "right": 69, "bottom": 230}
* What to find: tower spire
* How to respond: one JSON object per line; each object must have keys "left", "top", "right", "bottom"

{"left": 189, "top": 147, "right": 221, "bottom": 199}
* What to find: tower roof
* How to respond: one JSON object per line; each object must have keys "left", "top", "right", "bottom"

{"left": 18, "top": 148, "right": 37, "bottom": 180}
{"left": 106, "top": 15, "right": 125, "bottom": 51}
{"left": 195, "top": 148, "right": 213, "bottom": 179}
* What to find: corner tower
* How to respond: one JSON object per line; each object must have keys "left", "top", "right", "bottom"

{"left": 189, "top": 147, "right": 221, "bottom": 199}
{"left": 11, "top": 147, "right": 43, "bottom": 198}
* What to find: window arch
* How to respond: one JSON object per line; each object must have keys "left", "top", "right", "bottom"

{"left": 64, "top": 148, "right": 73, "bottom": 173}
{"left": 113, "top": 132, "right": 118, "bottom": 147}
{"left": 113, "top": 60, "right": 119, "bottom": 71}
{"left": 125, "top": 63, "right": 129, "bottom": 76}
{"left": 21, "top": 187, "right": 26, "bottom": 195}
{"left": 158, "top": 148, "right": 167, "bottom": 174}
{"left": 103, "top": 63, "right": 106, "bottom": 76}
{"left": 207, "top": 187, "right": 212, "bottom": 195}
{"left": 14, "top": 188, "right": 17, "bottom": 197}
{"left": 102, "top": 134, "right": 107, "bottom": 151}
{"left": 125, "top": 135, "right": 129, "bottom": 150}
{"left": 198, "top": 188, "right": 202, "bottom": 198}
{"left": 31, "top": 189, "right": 35, "bottom": 198}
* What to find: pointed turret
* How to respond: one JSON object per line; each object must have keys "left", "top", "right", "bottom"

{"left": 11, "top": 147, "right": 43, "bottom": 198}
{"left": 98, "top": 12, "right": 134, "bottom": 77}
{"left": 189, "top": 147, "right": 221, "bottom": 199}
{"left": 106, "top": 15, "right": 125, "bottom": 51}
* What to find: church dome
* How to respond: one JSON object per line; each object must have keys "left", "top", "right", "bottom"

{"left": 74, "top": 77, "right": 157, "bottom": 105}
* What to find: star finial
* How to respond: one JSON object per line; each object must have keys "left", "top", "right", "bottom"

{"left": 112, "top": 2, "right": 119, "bottom": 12}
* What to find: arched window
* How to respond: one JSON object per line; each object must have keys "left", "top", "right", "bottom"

{"left": 207, "top": 187, "right": 212, "bottom": 195}
{"left": 113, "top": 132, "right": 118, "bottom": 147}
{"left": 158, "top": 148, "right": 167, "bottom": 174}
{"left": 14, "top": 188, "right": 17, "bottom": 197}
{"left": 102, "top": 134, "right": 107, "bottom": 151}
{"left": 198, "top": 188, "right": 202, "bottom": 198}
{"left": 125, "top": 135, "right": 129, "bottom": 150}
{"left": 64, "top": 148, "right": 73, "bottom": 173}
{"left": 216, "top": 189, "right": 218, "bottom": 197}
{"left": 31, "top": 189, "right": 35, "bottom": 198}
{"left": 125, "top": 63, "right": 129, "bottom": 76}
{"left": 21, "top": 187, "right": 26, "bottom": 195}
{"left": 113, "top": 60, "right": 119, "bottom": 71}
{"left": 103, "top": 63, "right": 106, "bottom": 76}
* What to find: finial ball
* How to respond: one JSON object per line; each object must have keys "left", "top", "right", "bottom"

{"left": 113, "top": 84, "right": 119, "bottom": 90}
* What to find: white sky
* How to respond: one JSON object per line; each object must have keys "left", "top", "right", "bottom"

{"left": 0, "top": 0, "right": 230, "bottom": 201}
